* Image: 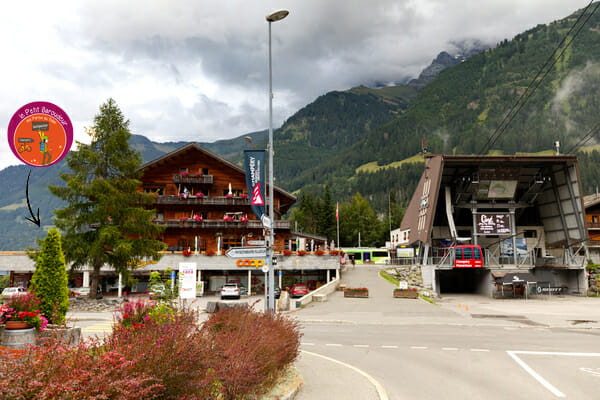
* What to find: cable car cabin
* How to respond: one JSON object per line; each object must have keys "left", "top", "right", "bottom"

{"left": 454, "top": 245, "right": 484, "bottom": 268}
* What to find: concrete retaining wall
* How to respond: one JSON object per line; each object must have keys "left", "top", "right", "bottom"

{"left": 293, "top": 278, "right": 340, "bottom": 309}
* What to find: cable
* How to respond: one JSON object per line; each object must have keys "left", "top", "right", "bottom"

{"left": 564, "top": 121, "right": 600, "bottom": 154}
{"left": 478, "top": 1, "right": 598, "bottom": 155}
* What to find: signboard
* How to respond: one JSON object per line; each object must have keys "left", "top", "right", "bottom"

{"left": 226, "top": 246, "right": 267, "bottom": 259}
{"left": 244, "top": 150, "right": 266, "bottom": 220}
{"left": 399, "top": 281, "right": 408, "bottom": 290}
{"left": 476, "top": 213, "right": 511, "bottom": 235}
{"left": 178, "top": 262, "right": 197, "bottom": 299}
{"left": 248, "top": 240, "right": 265, "bottom": 246}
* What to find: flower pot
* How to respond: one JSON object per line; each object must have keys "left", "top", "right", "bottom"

{"left": 393, "top": 289, "right": 418, "bottom": 299}
{"left": 5, "top": 321, "right": 32, "bottom": 330}
{"left": 344, "top": 290, "right": 369, "bottom": 298}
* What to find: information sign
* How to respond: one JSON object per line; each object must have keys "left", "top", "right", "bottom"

{"left": 476, "top": 213, "right": 511, "bottom": 235}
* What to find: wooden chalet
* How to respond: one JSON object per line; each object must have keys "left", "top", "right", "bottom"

{"left": 138, "top": 143, "right": 297, "bottom": 254}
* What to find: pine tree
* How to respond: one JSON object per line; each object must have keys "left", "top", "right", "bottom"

{"left": 49, "top": 99, "right": 165, "bottom": 299}
{"left": 30, "top": 228, "right": 69, "bottom": 324}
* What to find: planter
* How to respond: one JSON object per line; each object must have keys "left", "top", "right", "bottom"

{"left": 344, "top": 289, "right": 369, "bottom": 298}
{"left": 5, "top": 321, "right": 32, "bottom": 330}
{"left": 2, "top": 327, "right": 36, "bottom": 349}
{"left": 37, "top": 325, "right": 82, "bottom": 346}
{"left": 393, "top": 289, "right": 418, "bottom": 299}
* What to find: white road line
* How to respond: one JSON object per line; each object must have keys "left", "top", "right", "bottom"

{"left": 301, "top": 342, "right": 315, "bottom": 346}
{"left": 411, "top": 346, "right": 428, "bottom": 350}
{"left": 354, "top": 344, "right": 369, "bottom": 348}
{"left": 471, "top": 349, "right": 490, "bottom": 352}
{"left": 442, "top": 347, "right": 459, "bottom": 351}
{"left": 381, "top": 345, "right": 398, "bottom": 349}
{"left": 326, "top": 343, "right": 343, "bottom": 347}
{"left": 302, "top": 350, "right": 389, "bottom": 400}
{"left": 507, "top": 351, "right": 565, "bottom": 398}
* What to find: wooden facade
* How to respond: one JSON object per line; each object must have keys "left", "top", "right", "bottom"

{"left": 138, "top": 143, "right": 297, "bottom": 254}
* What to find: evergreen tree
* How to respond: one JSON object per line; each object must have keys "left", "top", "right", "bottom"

{"left": 30, "top": 228, "right": 69, "bottom": 324}
{"left": 317, "top": 185, "right": 336, "bottom": 241}
{"left": 49, "top": 99, "right": 166, "bottom": 299}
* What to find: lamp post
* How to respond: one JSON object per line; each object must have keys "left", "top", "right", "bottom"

{"left": 266, "top": 9, "right": 288, "bottom": 311}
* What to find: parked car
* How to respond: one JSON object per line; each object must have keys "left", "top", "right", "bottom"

{"left": 72, "top": 286, "right": 103, "bottom": 299}
{"left": 1, "top": 287, "right": 27, "bottom": 299}
{"left": 290, "top": 284, "right": 308, "bottom": 298}
{"left": 220, "top": 283, "right": 240, "bottom": 300}
{"left": 267, "top": 286, "right": 281, "bottom": 299}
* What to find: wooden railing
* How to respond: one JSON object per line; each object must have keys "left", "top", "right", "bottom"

{"left": 173, "top": 174, "right": 213, "bottom": 184}
{"left": 154, "top": 219, "right": 291, "bottom": 229}
{"left": 156, "top": 195, "right": 249, "bottom": 206}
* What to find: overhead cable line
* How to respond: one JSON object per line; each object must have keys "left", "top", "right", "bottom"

{"left": 564, "top": 121, "right": 600, "bottom": 154}
{"left": 478, "top": 1, "right": 598, "bottom": 155}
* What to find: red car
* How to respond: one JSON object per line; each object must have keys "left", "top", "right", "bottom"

{"left": 290, "top": 284, "right": 308, "bottom": 298}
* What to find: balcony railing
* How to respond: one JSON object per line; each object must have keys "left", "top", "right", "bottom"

{"left": 173, "top": 174, "right": 213, "bottom": 184}
{"left": 156, "top": 195, "right": 250, "bottom": 206}
{"left": 586, "top": 222, "right": 600, "bottom": 229}
{"left": 154, "top": 219, "right": 291, "bottom": 230}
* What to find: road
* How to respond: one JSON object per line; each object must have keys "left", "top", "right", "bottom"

{"left": 292, "top": 266, "right": 600, "bottom": 400}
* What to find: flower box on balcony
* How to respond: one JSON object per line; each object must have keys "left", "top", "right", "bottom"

{"left": 297, "top": 250, "right": 307, "bottom": 256}
{"left": 344, "top": 288, "right": 369, "bottom": 298}
{"left": 315, "top": 250, "right": 325, "bottom": 256}
{"left": 283, "top": 250, "right": 293, "bottom": 256}
{"left": 329, "top": 250, "right": 340, "bottom": 256}
{"left": 393, "top": 288, "right": 418, "bottom": 299}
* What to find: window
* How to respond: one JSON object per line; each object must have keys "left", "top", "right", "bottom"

{"left": 180, "top": 168, "right": 188, "bottom": 173}
{"left": 455, "top": 248, "right": 463, "bottom": 260}
{"left": 463, "top": 247, "right": 473, "bottom": 259}
{"left": 222, "top": 238, "right": 242, "bottom": 250}
{"left": 202, "top": 168, "right": 209, "bottom": 175}
{"left": 473, "top": 246, "right": 481, "bottom": 260}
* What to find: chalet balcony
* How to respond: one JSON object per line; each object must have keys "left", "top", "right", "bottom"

{"left": 586, "top": 222, "right": 600, "bottom": 229}
{"left": 173, "top": 174, "right": 213, "bottom": 185}
{"left": 154, "top": 218, "right": 292, "bottom": 230}
{"left": 156, "top": 195, "right": 250, "bottom": 206}
{"left": 588, "top": 239, "right": 600, "bottom": 247}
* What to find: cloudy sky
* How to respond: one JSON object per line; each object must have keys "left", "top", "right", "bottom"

{"left": 0, "top": 0, "right": 588, "bottom": 170}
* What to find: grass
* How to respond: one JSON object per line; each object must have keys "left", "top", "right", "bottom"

{"left": 356, "top": 154, "right": 423, "bottom": 174}
{"left": 379, "top": 269, "right": 438, "bottom": 305}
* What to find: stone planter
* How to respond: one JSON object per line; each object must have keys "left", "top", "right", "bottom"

{"left": 393, "top": 289, "right": 418, "bottom": 299}
{"left": 344, "top": 289, "right": 369, "bottom": 298}
{"left": 3, "top": 327, "right": 36, "bottom": 349}
{"left": 37, "top": 325, "right": 82, "bottom": 346}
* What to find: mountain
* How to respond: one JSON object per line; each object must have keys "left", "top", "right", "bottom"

{"left": 284, "top": 4, "right": 600, "bottom": 209}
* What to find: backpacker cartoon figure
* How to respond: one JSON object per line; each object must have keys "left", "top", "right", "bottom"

{"left": 38, "top": 131, "right": 51, "bottom": 165}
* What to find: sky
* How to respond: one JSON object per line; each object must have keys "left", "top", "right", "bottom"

{"left": 0, "top": 0, "right": 589, "bottom": 170}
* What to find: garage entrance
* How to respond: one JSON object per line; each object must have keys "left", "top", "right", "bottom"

{"left": 438, "top": 269, "right": 490, "bottom": 294}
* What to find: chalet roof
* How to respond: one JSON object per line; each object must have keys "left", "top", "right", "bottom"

{"left": 138, "top": 142, "right": 296, "bottom": 203}
{"left": 584, "top": 193, "right": 600, "bottom": 209}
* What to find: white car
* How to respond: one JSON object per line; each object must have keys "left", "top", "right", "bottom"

{"left": 1, "top": 287, "right": 27, "bottom": 299}
{"left": 220, "top": 283, "right": 240, "bottom": 300}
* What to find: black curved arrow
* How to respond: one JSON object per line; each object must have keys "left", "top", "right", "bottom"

{"left": 25, "top": 170, "right": 41, "bottom": 227}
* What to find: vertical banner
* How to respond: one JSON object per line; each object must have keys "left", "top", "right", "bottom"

{"left": 178, "top": 262, "right": 197, "bottom": 299}
{"left": 244, "top": 150, "right": 266, "bottom": 220}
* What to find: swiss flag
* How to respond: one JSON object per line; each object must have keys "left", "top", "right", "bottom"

{"left": 251, "top": 183, "right": 264, "bottom": 205}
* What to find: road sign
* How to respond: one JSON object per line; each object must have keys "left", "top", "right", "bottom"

{"left": 225, "top": 247, "right": 267, "bottom": 259}
{"left": 262, "top": 265, "right": 269, "bottom": 273}
{"left": 248, "top": 240, "right": 265, "bottom": 246}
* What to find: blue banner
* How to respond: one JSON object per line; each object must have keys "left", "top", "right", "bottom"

{"left": 244, "top": 150, "right": 266, "bottom": 220}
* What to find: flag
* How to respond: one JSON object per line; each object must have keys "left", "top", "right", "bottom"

{"left": 244, "top": 150, "right": 266, "bottom": 220}
{"left": 336, "top": 202, "right": 339, "bottom": 221}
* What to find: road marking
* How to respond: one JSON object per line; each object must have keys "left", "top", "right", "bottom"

{"left": 506, "top": 351, "right": 600, "bottom": 397}
{"left": 580, "top": 367, "right": 600, "bottom": 377}
{"left": 411, "top": 346, "right": 428, "bottom": 350}
{"left": 442, "top": 347, "right": 459, "bottom": 351}
{"left": 301, "top": 342, "right": 315, "bottom": 346}
{"left": 354, "top": 344, "right": 369, "bottom": 348}
{"left": 471, "top": 349, "right": 490, "bottom": 352}
{"left": 81, "top": 322, "right": 113, "bottom": 333}
{"left": 302, "top": 350, "right": 389, "bottom": 400}
{"left": 381, "top": 345, "right": 398, "bottom": 349}
{"left": 325, "top": 343, "right": 343, "bottom": 347}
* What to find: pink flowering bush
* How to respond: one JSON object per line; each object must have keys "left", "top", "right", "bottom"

{"left": 2, "top": 292, "right": 48, "bottom": 331}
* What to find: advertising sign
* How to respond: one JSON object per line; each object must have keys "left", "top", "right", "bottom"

{"left": 244, "top": 150, "right": 266, "bottom": 220}
{"left": 178, "top": 262, "right": 197, "bottom": 299}
{"left": 476, "top": 213, "right": 511, "bottom": 235}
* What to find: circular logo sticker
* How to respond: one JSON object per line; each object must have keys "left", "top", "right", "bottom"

{"left": 7, "top": 101, "right": 73, "bottom": 167}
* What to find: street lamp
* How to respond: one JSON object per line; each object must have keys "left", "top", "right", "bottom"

{"left": 266, "top": 9, "right": 288, "bottom": 311}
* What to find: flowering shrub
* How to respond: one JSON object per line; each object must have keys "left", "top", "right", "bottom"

{"left": 315, "top": 250, "right": 325, "bottom": 256}
{"left": 329, "top": 249, "right": 340, "bottom": 256}
{"left": 283, "top": 250, "right": 293, "bottom": 256}
{"left": 3, "top": 293, "right": 48, "bottom": 330}
{"left": 205, "top": 249, "right": 216, "bottom": 256}
{"left": 0, "top": 301, "right": 302, "bottom": 399}
{"left": 297, "top": 250, "right": 307, "bottom": 256}
{"left": 345, "top": 287, "right": 368, "bottom": 292}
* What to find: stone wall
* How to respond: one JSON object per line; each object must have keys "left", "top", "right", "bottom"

{"left": 588, "top": 269, "right": 600, "bottom": 296}
{"left": 391, "top": 266, "right": 423, "bottom": 287}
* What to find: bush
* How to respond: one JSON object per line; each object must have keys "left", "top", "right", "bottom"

{"left": 203, "top": 307, "right": 302, "bottom": 399}
{"left": 29, "top": 229, "right": 69, "bottom": 324}
{"left": 0, "top": 301, "right": 302, "bottom": 400}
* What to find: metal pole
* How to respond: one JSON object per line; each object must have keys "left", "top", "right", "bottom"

{"left": 267, "top": 19, "right": 275, "bottom": 312}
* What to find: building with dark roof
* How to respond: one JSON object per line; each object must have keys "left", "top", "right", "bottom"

{"left": 396, "top": 154, "right": 588, "bottom": 296}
